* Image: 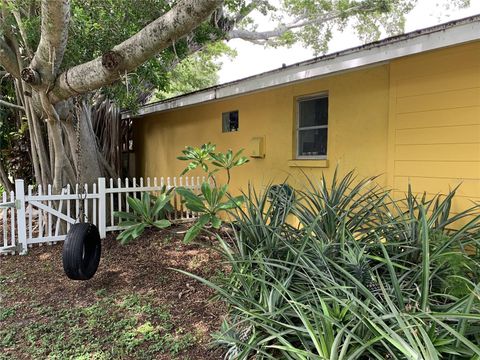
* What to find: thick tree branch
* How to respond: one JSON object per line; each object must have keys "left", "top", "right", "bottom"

{"left": 51, "top": 0, "right": 222, "bottom": 103}
{"left": 227, "top": 4, "right": 369, "bottom": 44}
{"left": 25, "top": 0, "right": 70, "bottom": 86}
{"left": 0, "top": 38, "right": 20, "bottom": 78}
{"left": 228, "top": 14, "right": 339, "bottom": 43}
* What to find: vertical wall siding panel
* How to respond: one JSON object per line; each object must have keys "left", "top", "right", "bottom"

{"left": 395, "top": 65, "right": 480, "bottom": 98}
{"left": 396, "top": 87, "right": 480, "bottom": 114}
{"left": 390, "top": 42, "right": 480, "bottom": 78}
{"left": 389, "top": 42, "right": 480, "bottom": 209}
{"left": 393, "top": 176, "right": 480, "bottom": 198}
{"left": 394, "top": 161, "right": 480, "bottom": 179}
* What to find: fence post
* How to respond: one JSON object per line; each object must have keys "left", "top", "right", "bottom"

{"left": 98, "top": 178, "right": 106, "bottom": 239}
{"left": 15, "top": 179, "right": 27, "bottom": 255}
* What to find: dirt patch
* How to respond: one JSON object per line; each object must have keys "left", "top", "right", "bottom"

{"left": 0, "top": 226, "right": 226, "bottom": 359}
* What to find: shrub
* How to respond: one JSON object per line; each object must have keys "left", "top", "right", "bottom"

{"left": 176, "top": 183, "right": 244, "bottom": 243}
{"left": 114, "top": 190, "right": 173, "bottom": 244}
{"left": 176, "top": 143, "right": 248, "bottom": 243}
{"left": 178, "top": 171, "right": 480, "bottom": 359}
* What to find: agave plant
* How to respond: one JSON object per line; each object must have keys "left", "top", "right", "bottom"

{"left": 294, "top": 168, "right": 389, "bottom": 245}
{"left": 176, "top": 170, "right": 480, "bottom": 359}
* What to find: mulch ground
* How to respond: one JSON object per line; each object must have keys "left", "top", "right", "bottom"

{"left": 0, "top": 226, "right": 227, "bottom": 359}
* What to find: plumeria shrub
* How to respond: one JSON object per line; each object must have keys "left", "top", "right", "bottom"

{"left": 176, "top": 143, "right": 249, "bottom": 243}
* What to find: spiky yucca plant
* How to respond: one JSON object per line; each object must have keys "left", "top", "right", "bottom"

{"left": 177, "top": 170, "right": 480, "bottom": 359}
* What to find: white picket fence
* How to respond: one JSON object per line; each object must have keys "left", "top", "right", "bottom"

{"left": 0, "top": 176, "right": 204, "bottom": 255}
{"left": 0, "top": 190, "right": 17, "bottom": 254}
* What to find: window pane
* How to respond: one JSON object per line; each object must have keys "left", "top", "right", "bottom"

{"left": 222, "top": 110, "right": 239, "bottom": 132}
{"left": 298, "top": 128, "right": 327, "bottom": 156}
{"left": 299, "top": 97, "right": 328, "bottom": 128}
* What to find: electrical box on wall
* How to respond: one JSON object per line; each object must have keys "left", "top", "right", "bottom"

{"left": 248, "top": 137, "right": 265, "bottom": 158}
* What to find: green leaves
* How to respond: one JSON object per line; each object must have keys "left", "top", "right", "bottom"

{"left": 116, "top": 223, "right": 147, "bottom": 245}
{"left": 175, "top": 187, "right": 206, "bottom": 213}
{"left": 209, "top": 149, "right": 249, "bottom": 171}
{"left": 177, "top": 143, "right": 249, "bottom": 181}
{"left": 18, "top": 0, "right": 229, "bottom": 110}
{"left": 153, "top": 219, "right": 171, "bottom": 229}
{"left": 419, "top": 205, "right": 430, "bottom": 312}
{"left": 183, "top": 214, "right": 211, "bottom": 244}
{"left": 114, "top": 191, "right": 172, "bottom": 245}
{"left": 178, "top": 182, "right": 245, "bottom": 243}
{"left": 176, "top": 170, "right": 480, "bottom": 359}
{"left": 176, "top": 144, "right": 249, "bottom": 243}
{"left": 177, "top": 143, "right": 216, "bottom": 176}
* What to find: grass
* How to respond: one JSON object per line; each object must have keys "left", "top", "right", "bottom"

{"left": 0, "top": 291, "right": 196, "bottom": 360}
{"left": 0, "top": 306, "right": 16, "bottom": 321}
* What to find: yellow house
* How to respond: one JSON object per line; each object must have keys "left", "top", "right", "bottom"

{"left": 127, "top": 15, "right": 480, "bottom": 213}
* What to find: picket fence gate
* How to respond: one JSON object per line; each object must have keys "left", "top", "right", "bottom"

{"left": 0, "top": 176, "right": 204, "bottom": 255}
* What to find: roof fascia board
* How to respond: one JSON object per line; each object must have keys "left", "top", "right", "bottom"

{"left": 217, "top": 21, "right": 480, "bottom": 98}
{"left": 125, "top": 19, "right": 480, "bottom": 119}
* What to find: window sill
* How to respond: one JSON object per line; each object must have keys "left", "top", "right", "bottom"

{"left": 288, "top": 159, "right": 329, "bottom": 168}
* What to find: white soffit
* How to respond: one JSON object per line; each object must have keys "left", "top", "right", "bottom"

{"left": 123, "top": 16, "right": 480, "bottom": 119}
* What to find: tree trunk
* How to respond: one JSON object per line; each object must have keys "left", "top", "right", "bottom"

{"left": 74, "top": 102, "right": 103, "bottom": 186}
{"left": 14, "top": 79, "right": 113, "bottom": 190}
{"left": 1, "top": 0, "right": 223, "bottom": 190}
{"left": 0, "top": 161, "right": 13, "bottom": 192}
{"left": 24, "top": 96, "right": 52, "bottom": 188}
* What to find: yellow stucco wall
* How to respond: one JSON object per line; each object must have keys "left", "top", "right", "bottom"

{"left": 135, "top": 65, "right": 390, "bottom": 192}
{"left": 387, "top": 42, "right": 480, "bottom": 212}
{"left": 134, "top": 41, "right": 480, "bottom": 207}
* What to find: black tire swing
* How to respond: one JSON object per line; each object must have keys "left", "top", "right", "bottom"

{"left": 63, "top": 222, "right": 101, "bottom": 280}
{"left": 62, "top": 119, "right": 101, "bottom": 280}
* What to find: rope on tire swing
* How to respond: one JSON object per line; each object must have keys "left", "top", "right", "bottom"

{"left": 62, "top": 105, "right": 101, "bottom": 280}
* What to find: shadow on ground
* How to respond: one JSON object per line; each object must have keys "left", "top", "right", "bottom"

{"left": 0, "top": 226, "right": 226, "bottom": 360}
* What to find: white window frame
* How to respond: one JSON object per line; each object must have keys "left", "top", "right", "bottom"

{"left": 296, "top": 93, "right": 328, "bottom": 159}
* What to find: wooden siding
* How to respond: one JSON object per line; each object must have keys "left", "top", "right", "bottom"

{"left": 388, "top": 42, "right": 480, "bottom": 211}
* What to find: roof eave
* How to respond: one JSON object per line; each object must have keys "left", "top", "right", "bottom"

{"left": 123, "top": 15, "right": 480, "bottom": 119}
